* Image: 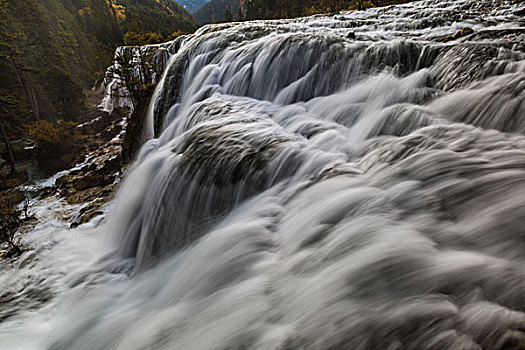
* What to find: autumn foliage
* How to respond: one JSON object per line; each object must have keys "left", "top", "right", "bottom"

{"left": 26, "top": 120, "right": 87, "bottom": 172}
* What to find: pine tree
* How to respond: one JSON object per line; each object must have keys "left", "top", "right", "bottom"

{"left": 224, "top": 9, "right": 233, "bottom": 22}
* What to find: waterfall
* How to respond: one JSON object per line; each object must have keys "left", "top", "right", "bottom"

{"left": 1, "top": 0, "right": 525, "bottom": 349}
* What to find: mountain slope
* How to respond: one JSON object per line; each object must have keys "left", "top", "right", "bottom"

{"left": 114, "top": 0, "right": 199, "bottom": 36}
{"left": 194, "top": 0, "right": 240, "bottom": 24}
{"left": 193, "top": 0, "right": 416, "bottom": 24}
{"left": 0, "top": 0, "right": 198, "bottom": 130}
{"left": 176, "top": 0, "right": 211, "bottom": 13}
{"left": 243, "top": 0, "right": 418, "bottom": 20}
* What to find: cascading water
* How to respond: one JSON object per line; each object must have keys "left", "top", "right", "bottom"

{"left": 1, "top": 0, "right": 525, "bottom": 348}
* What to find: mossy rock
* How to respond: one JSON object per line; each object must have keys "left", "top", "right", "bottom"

{"left": 55, "top": 174, "right": 76, "bottom": 189}
{"left": 443, "top": 27, "right": 474, "bottom": 43}
{"left": 460, "top": 27, "right": 474, "bottom": 36}
{"left": 443, "top": 35, "right": 455, "bottom": 43}
{"left": 65, "top": 185, "right": 113, "bottom": 205}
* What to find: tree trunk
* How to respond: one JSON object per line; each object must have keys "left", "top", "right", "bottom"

{"left": 4, "top": 235, "right": 22, "bottom": 255}
{"left": 10, "top": 57, "right": 40, "bottom": 121}
{"left": 28, "top": 84, "right": 40, "bottom": 120}
{"left": 0, "top": 123, "right": 16, "bottom": 175}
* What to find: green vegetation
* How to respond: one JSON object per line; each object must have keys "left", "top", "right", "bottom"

{"left": 195, "top": 0, "right": 416, "bottom": 24}
{"left": 26, "top": 120, "right": 87, "bottom": 172}
{"left": 443, "top": 26, "right": 474, "bottom": 43}
{"left": 194, "top": 0, "right": 241, "bottom": 24}
{"left": 244, "top": 0, "right": 416, "bottom": 21}
{"left": 0, "top": 0, "right": 197, "bottom": 122}
{"left": 0, "top": 0, "right": 197, "bottom": 177}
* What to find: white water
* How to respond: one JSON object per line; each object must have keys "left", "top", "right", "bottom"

{"left": 99, "top": 39, "right": 183, "bottom": 114}
{"left": 1, "top": 0, "right": 525, "bottom": 348}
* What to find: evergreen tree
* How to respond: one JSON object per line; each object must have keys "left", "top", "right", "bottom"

{"left": 224, "top": 9, "right": 233, "bottom": 22}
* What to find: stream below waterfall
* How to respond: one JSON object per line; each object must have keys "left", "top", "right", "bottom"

{"left": 1, "top": 0, "right": 525, "bottom": 348}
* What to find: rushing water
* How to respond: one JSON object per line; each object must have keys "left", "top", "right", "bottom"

{"left": 2, "top": 0, "right": 525, "bottom": 348}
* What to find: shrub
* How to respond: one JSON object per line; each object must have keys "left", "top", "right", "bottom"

{"left": 26, "top": 120, "right": 87, "bottom": 173}
{"left": 124, "top": 31, "right": 165, "bottom": 46}
{"left": 166, "top": 31, "right": 182, "bottom": 41}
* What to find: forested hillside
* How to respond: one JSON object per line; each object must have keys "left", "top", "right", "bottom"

{"left": 244, "top": 0, "right": 416, "bottom": 20}
{"left": 0, "top": 0, "right": 197, "bottom": 138}
{"left": 194, "top": 0, "right": 241, "bottom": 23}
{"left": 195, "top": 0, "right": 414, "bottom": 24}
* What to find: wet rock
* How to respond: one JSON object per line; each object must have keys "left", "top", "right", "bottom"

{"left": 154, "top": 52, "right": 189, "bottom": 136}
{"left": 67, "top": 191, "right": 110, "bottom": 227}
{"left": 55, "top": 174, "right": 74, "bottom": 189}
{"left": 57, "top": 144, "right": 121, "bottom": 194}
{"left": 100, "top": 124, "right": 121, "bottom": 141}
{"left": 0, "top": 284, "right": 53, "bottom": 322}
{"left": 122, "top": 85, "right": 156, "bottom": 163}
{"left": 53, "top": 139, "right": 123, "bottom": 226}
{"left": 38, "top": 186, "right": 56, "bottom": 199}
{"left": 71, "top": 173, "right": 106, "bottom": 191}
{"left": 56, "top": 172, "right": 107, "bottom": 192}
{"left": 65, "top": 184, "right": 113, "bottom": 205}
{"left": 77, "top": 114, "right": 107, "bottom": 134}
{"left": 432, "top": 44, "right": 500, "bottom": 91}
{"left": 78, "top": 198, "right": 107, "bottom": 224}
